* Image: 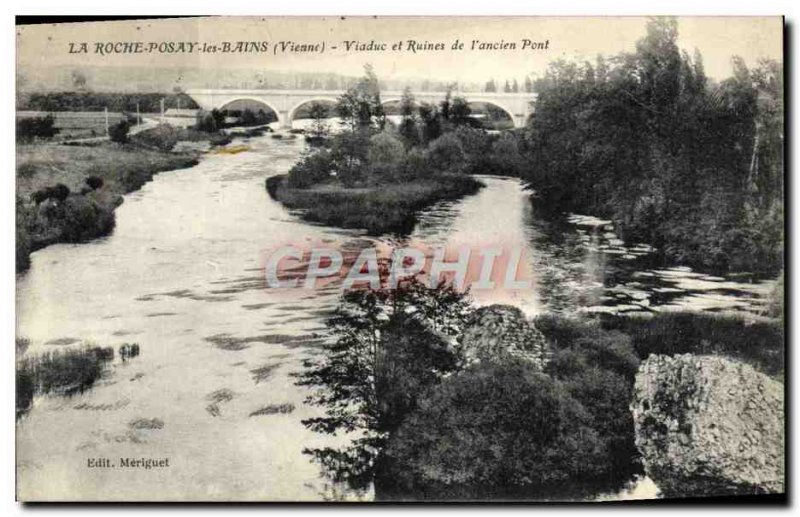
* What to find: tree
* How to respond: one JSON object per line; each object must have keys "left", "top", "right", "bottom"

{"left": 398, "top": 87, "right": 419, "bottom": 147}
{"left": 336, "top": 64, "right": 385, "bottom": 131}
{"left": 426, "top": 133, "right": 467, "bottom": 173}
{"left": 307, "top": 102, "right": 331, "bottom": 141}
{"left": 450, "top": 97, "right": 472, "bottom": 127}
{"left": 417, "top": 103, "right": 441, "bottom": 144}
{"left": 108, "top": 120, "right": 130, "bottom": 143}
{"left": 71, "top": 70, "right": 89, "bottom": 92}
{"left": 504, "top": 79, "right": 512, "bottom": 93}
{"left": 297, "top": 276, "right": 472, "bottom": 491}
{"left": 439, "top": 87, "right": 453, "bottom": 121}
{"left": 287, "top": 149, "right": 334, "bottom": 188}
{"left": 512, "top": 78, "right": 519, "bottom": 93}
{"left": 524, "top": 75, "right": 533, "bottom": 93}
{"left": 484, "top": 79, "right": 497, "bottom": 92}
{"left": 522, "top": 17, "right": 784, "bottom": 274}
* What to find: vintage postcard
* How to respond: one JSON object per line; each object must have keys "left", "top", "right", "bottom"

{"left": 15, "top": 16, "right": 784, "bottom": 502}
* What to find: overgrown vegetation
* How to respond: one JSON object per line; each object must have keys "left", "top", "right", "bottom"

{"left": 16, "top": 344, "right": 115, "bottom": 417}
{"left": 522, "top": 18, "right": 783, "bottom": 275}
{"left": 298, "top": 278, "right": 652, "bottom": 500}
{"left": 267, "top": 66, "right": 534, "bottom": 234}
{"left": 16, "top": 114, "right": 58, "bottom": 142}
{"left": 297, "top": 277, "right": 472, "bottom": 493}
{"left": 601, "top": 311, "right": 784, "bottom": 379}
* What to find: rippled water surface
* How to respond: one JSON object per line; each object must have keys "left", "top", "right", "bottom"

{"left": 16, "top": 134, "right": 775, "bottom": 501}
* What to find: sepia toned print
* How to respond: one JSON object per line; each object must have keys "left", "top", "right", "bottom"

{"left": 15, "top": 16, "right": 783, "bottom": 502}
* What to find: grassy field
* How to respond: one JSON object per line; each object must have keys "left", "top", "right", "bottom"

{"left": 267, "top": 173, "right": 484, "bottom": 235}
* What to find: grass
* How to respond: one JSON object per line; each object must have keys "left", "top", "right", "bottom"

{"left": 16, "top": 345, "right": 115, "bottom": 417}
{"left": 600, "top": 311, "right": 784, "bottom": 379}
{"left": 267, "top": 174, "right": 484, "bottom": 235}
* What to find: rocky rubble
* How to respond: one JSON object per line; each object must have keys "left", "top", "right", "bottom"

{"left": 632, "top": 354, "right": 784, "bottom": 497}
{"left": 460, "top": 305, "right": 548, "bottom": 369}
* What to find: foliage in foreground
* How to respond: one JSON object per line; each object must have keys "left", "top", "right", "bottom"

{"left": 380, "top": 360, "right": 610, "bottom": 500}
{"left": 298, "top": 278, "right": 651, "bottom": 500}
{"left": 296, "top": 277, "right": 472, "bottom": 492}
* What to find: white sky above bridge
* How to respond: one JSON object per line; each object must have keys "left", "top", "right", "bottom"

{"left": 17, "top": 16, "right": 782, "bottom": 91}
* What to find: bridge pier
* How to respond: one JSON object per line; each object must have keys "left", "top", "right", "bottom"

{"left": 279, "top": 111, "right": 292, "bottom": 130}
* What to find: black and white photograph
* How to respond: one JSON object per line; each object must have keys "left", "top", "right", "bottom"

{"left": 11, "top": 13, "right": 786, "bottom": 503}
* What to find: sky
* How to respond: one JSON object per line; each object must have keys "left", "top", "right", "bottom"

{"left": 16, "top": 16, "right": 783, "bottom": 90}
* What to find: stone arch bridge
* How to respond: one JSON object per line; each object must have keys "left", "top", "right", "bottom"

{"left": 185, "top": 89, "right": 535, "bottom": 129}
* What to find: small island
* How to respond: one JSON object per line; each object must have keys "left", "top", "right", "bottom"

{"left": 267, "top": 66, "right": 527, "bottom": 235}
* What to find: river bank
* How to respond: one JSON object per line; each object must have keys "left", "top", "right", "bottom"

{"left": 14, "top": 128, "right": 245, "bottom": 272}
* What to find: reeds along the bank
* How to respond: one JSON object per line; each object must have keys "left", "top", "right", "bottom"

{"left": 16, "top": 345, "right": 115, "bottom": 417}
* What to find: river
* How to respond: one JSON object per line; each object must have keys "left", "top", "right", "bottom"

{"left": 15, "top": 133, "right": 776, "bottom": 501}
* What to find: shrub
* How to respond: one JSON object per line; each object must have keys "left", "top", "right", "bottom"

{"left": 59, "top": 196, "right": 115, "bottom": 242}
{"left": 16, "top": 114, "right": 58, "bottom": 142}
{"left": 367, "top": 131, "right": 406, "bottom": 179}
{"left": 85, "top": 176, "right": 104, "bottom": 190}
{"left": 195, "top": 109, "right": 226, "bottom": 132}
{"left": 131, "top": 123, "right": 179, "bottom": 151}
{"left": 32, "top": 183, "right": 71, "bottom": 205}
{"left": 402, "top": 148, "right": 429, "bottom": 179}
{"left": 489, "top": 132, "right": 525, "bottom": 176}
{"left": 425, "top": 132, "right": 466, "bottom": 173}
{"left": 330, "top": 130, "right": 372, "bottom": 187}
{"left": 287, "top": 149, "right": 334, "bottom": 189}
{"left": 536, "top": 314, "right": 644, "bottom": 490}
{"left": 108, "top": 120, "right": 130, "bottom": 143}
{"left": 378, "top": 360, "right": 607, "bottom": 500}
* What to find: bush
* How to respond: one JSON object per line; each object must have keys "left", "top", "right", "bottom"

{"left": 425, "top": 132, "right": 466, "bottom": 174}
{"left": 131, "top": 123, "right": 179, "bottom": 151}
{"left": 59, "top": 195, "right": 116, "bottom": 242}
{"left": 195, "top": 109, "right": 226, "bottom": 132}
{"left": 287, "top": 149, "right": 334, "bottom": 189}
{"left": 402, "top": 148, "right": 429, "bottom": 179}
{"left": 378, "top": 360, "right": 607, "bottom": 500}
{"left": 16, "top": 115, "right": 58, "bottom": 142}
{"left": 32, "top": 183, "right": 71, "bottom": 205}
{"left": 85, "top": 176, "right": 104, "bottom": 190}
{"left": 108, "top": 120, "right": 130, "bottom": 143}
{"left": 367, "top": 131, "right": 406, "bottom": 179}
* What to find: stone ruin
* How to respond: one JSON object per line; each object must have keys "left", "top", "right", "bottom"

{"left": 632, "top": 354, "right": 784, "bottom": 497}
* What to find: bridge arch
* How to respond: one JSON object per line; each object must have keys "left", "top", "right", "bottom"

{"left": 467, "top": 100, "right": 516, "bottom": 130}
{"left": 218, "top": 97, "right": 282, "bottom": 126}
{"left": 287, "top": 97, "right": 339, "bottom": 126}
